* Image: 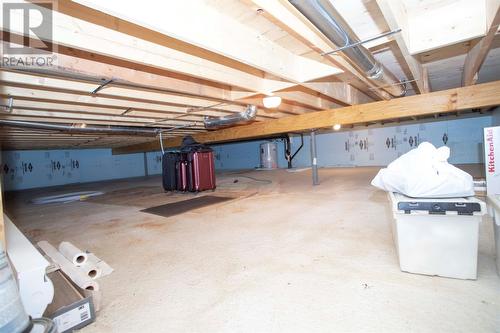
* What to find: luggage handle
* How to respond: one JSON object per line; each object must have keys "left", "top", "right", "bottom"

{"left": 186, "top": 158, "right": 194, "bottom": 191}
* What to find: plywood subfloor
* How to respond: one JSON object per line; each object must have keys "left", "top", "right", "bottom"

{"left": 5, "top": 167, "right": 500, "bottom": 332}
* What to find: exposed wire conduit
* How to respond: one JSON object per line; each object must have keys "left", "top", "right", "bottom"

{"left": 0, "top": 119, "right": 197, "bottom": 137}
{"left": 204, "top": 105, "right": 257, "bottom": 129}
{"left": 289, "top": 0, "right": 406, "bottom": 97}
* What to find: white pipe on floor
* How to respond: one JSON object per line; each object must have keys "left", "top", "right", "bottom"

{"left": 37, "top": 241, "right": 99, "bottom": 291}
{"left": 58, "top": 241, "right": 88, "bottom": 266}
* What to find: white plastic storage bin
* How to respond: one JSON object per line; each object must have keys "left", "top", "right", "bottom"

{"left": 388, "top": 192, "right": 486, "bottom": 280}
{"left": 486, "top": 194, "right": 500, "bottom": 277}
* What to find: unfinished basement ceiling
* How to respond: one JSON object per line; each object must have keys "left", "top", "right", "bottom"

{"left": 0, "top": 0, "right": 499, "bottom": 150}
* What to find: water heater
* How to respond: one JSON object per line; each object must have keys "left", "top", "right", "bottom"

{"left": 260, "top": 142, "right": 278, "bottom": 169}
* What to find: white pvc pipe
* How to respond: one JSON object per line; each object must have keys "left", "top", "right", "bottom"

{"left": 38, "top": 241, "right": 99, "bottom": 291}
{"left": 79, "top": 257, "right": 102, "bottom": 280}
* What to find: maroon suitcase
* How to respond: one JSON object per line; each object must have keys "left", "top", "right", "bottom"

{"left": 176, "top": 160, "right": 188, "bottom": 191}
{"left": 187, "top": 150, "right": 216, "bottom": 192}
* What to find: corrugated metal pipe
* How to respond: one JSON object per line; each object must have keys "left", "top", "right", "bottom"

{"left": 0, "top": 119, "right": 161, "bottom": 136}
{"left": 204, "top": 105, "right": 257, "bottom": 129}
{"left": 289, "top": 0, "right": 406, "bottom": 97}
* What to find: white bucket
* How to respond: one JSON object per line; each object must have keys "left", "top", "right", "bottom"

{"left": 0, "top": 248, "right": 30, "bottom": 333}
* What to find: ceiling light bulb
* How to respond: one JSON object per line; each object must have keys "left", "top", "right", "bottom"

{"left": 262, "top": 96, "right": 282, "bottom": 108}
{"left": 333, "top": 124, "right": 341, "bottom": 131}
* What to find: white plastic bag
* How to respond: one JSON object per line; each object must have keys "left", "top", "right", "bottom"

{"left": 371, "top": 142, "right": 474, "bottom": 198}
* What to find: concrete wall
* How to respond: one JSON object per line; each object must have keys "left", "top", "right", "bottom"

{"left": 1, "top": 149, "right": 146, "bottom": 191}
{"left": 1, "top": 114, "right": 493, "bottom": 191}
{"left": 490, "top": 107, "right": 500, "bottom": 126}
{"left": 214, "top": 115, "right": 492, "bottom": 169}
{"left": 145, "top": 151, "right": 163, "bottom": 176}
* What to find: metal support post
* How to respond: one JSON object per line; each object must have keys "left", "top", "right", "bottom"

{"left": 310, "top": 130, "right": 319, "bottom": 185}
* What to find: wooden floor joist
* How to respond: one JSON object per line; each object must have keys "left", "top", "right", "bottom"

{"left": 113, "top": 80, "right": 500, "bottom": 154}
{"left": 1, "top": 1, "right": 498, "bottom": 151}
{"left": 462, "top": 4, "right": 500, "bottom": 86}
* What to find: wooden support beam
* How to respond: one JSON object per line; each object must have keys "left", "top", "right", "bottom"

{"left": 113, "top": 80, "right": 500, "bottom": 154}
{"left": 376, "top": 0, "right": 430, "bottom": 94}
{"left": 462, "top": 2, "right": 500, "bottom": 86}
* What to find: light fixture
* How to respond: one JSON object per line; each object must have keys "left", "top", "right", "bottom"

{"left": 262, "top": 96, "right": 282, "bottom": 109}
{"left": 333, "top": 124, "right": 341, "bottom": 131}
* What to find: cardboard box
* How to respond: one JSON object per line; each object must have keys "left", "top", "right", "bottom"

{"left": 44, "top": 270, "right": 96, "bottom": 333}
{"left": 484, "top": 127, "right": 500, "bottom": 195}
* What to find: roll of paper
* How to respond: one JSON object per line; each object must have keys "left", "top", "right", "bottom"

{"left": 58, "top": 241, "right": 88, "bottom": 266}
{"left": 79, "top": 262, "right": 102, "bottom": 280}
{"left": 89, "top": 253, "right": 113, "bottom": 278}
{"left": 38, "top": 241, "right": 99, "bottom": 291}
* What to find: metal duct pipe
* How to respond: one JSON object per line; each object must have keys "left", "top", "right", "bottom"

{"left": 204, "top": 105, "right": 257, "bottom": 129}
{"left": 289, "top": 0, "right": 406, "bottom": 97}
{"left": 0, "top": 119, "right": 163, "bottom": 136}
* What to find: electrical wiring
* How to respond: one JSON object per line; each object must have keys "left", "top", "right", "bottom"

{"left": 217, "top": 175, "right": 272, "bottom": 186}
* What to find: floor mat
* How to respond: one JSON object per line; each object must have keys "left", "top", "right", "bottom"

{"left": 141, "top": 196, "right": 234, "bottom": 218}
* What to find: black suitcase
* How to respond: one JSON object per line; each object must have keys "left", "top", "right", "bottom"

{"left": 162, "top": 152, "right": 179, "bottom": 191}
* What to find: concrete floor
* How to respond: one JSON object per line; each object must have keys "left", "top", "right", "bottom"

{"left": 5, "top": 166, "right": 500, "bottom": 332}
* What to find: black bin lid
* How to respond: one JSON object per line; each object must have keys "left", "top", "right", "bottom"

{"left": 398, "top": 201, "right": 481, "bottom": 215}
